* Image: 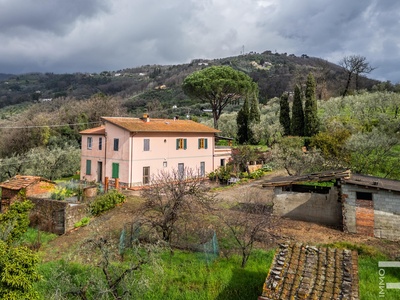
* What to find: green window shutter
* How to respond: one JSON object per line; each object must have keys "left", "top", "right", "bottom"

{"left": 176, "top": 139, "right": 180, "bottom": 150}
{"left": 184, "top": 139, "right": 187, "bottom": 150}
{"left": 112, "top": 163, "right": 119, "bottom": 179}
{"left": 86, "top": 160, "right": 91, "bottom": 175}
{"left": 205, "top": 138, "right": 208, "bottom": 149}
{"left": 198, "top": 138, "right": 201, "bottom": 149}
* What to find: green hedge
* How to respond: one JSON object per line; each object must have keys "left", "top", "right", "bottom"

{"left": 89, "top": 190, "right": 125, "bottom": 216}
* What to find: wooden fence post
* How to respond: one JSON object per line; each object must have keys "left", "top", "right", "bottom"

{"left": 105, "top": 177, "right": 109, "bottom": 192}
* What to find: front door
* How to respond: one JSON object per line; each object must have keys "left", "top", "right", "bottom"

{"left": 97, "top": 161, "right": 103, "bottom": 183}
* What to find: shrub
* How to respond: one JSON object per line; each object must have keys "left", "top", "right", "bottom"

{"left": 90, "top": 190, "right": 125, "bottom": 216}
{"left": 51, "top": 187, "right": 74, "bottom": 200}
{"left": 74, "top": 217, "right": 90, "bottom": 228}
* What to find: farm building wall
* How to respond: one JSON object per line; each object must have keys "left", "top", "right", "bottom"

{"left": 272, "top": 186, "right": 342, "bottom": 226}
{"left": 29, "top": 197, "right": 88, "bottom": 235}
{"left": 342, "top": 184, "right": 400, "bottom": 240}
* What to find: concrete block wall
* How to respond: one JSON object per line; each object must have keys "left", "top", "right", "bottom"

{"left": 272, "top": 187, "right": 342, "bottom": 226}
{"left": 342, "top": 184, "right": 400, "bottom": 240}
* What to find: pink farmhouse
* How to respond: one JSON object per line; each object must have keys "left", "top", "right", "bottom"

{"left": 80, "top": 115, "right": 232, "bottom": 187}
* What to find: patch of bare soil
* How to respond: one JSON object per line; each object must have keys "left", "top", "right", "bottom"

{"left": 43, "top": 171, "right": 400, "bottom": 261}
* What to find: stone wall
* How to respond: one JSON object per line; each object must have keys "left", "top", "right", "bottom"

{"left": 342, "top": 184, "right": 400, "bottom": 240}
{"left": 29, "top": 197, "right": 88, "bottom": 235}
{"left": 272, "top": 186, "right": 342, "bottom": 226}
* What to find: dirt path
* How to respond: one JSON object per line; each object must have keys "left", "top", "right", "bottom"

{"left": 42, "top": 171, "right": 400, "bottom": 261}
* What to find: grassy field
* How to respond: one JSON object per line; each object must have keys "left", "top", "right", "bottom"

{"left": 36, "top": 249, "right": 275, "bottom": 300}
{"left": 32, "top": 237, "right": 400, "bottom": 299}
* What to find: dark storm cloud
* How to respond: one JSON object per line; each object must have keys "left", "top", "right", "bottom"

{"left": 0, "top": 0, "right": 110, "bottom": 36}
{"left": 0, "top": 0, "right": 399, "bottom": 83}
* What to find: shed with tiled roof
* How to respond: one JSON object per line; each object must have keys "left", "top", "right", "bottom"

{"left": 0, "top": 175, "right": 55, "bottom": 213}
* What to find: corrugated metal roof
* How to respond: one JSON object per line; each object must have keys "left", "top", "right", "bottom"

{"left": 342, "top": 174, "right": 400, "bottom": 192}
{"left": 0, "top": 175, "right": 55, "bottom": 190}
{"left": 100, "top": 117, "right": 220, "bottom": 133}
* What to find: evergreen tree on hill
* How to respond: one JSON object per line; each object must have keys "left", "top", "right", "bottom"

{"left": 291, "top": 85, "right": 304, "bottom": 136}
{"left": 279, "top": 92, "right": 291, "bottom": 136}
{"left": 304, "top": 73, "right": 319, "bottom": 137}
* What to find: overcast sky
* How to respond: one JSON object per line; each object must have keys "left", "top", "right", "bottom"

{"left": 1, "top": 0, "right": 399, "bottom": 83}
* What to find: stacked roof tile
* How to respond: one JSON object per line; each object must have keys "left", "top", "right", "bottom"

{"left": 259, "top": 243, "right": 359, "bottom": 300}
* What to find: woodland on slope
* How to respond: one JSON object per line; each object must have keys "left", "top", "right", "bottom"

{"left": 0, "top": 50, "right": 399, "bottom": 181}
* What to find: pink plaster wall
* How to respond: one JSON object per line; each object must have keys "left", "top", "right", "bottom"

{"left": 80, "top": 121, "right": 232, "bottom": 187}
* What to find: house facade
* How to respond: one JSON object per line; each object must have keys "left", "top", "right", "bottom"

{"left": 80, "top": 115, "right": 232, "bottom": 187}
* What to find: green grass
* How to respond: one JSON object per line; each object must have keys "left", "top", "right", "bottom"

{"left": 36, "top": 249, "right": 275, "bottom": 300}
{"left": 322, "top": 242, "right": 400, "bottom": 299}
{"left": 18, "top": 227, "right": 58, "bottom": 247}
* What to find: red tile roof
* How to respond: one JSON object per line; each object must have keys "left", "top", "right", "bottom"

{"left": 259, "top": 243, "right": 359, "bottom": 300}
{"left": 100, "top": 117, "right": 220, "bottom": 133}
{"left": 79, "top": 126, "right": 106, "bottom": 135}
{"left": 0, "top": 175, "right": 55, "bottom": 190}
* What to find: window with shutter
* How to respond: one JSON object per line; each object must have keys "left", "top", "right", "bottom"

{"left": 86, "top": 160, "right": 91, "bottom": 175}
{"left": 176, "top": 138, "right": 187, "bottom": 150}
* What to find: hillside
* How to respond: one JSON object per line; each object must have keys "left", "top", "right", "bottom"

{"left": 0, "top": 51, "right": 380, "bottom": 110}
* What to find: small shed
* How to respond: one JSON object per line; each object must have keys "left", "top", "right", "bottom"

{"left": 262, "top": 170, "right": 350, "bottom": 227}
{"left": 341, "top": 174, "right": 400, "bottom": 240}
{"left": 0, "top": 175, "right": 56, "bottom": 213}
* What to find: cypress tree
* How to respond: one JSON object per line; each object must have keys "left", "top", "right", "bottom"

{"left": 291, "top": 85, "right": 304, "bottom": 136}
{"left": 304, "top": 73, "right": 319, "bottom": 137}
{"left": 279, "top": 92, "right": 291, "bottom": 136}
{"left": 237, "top": 97, "right": 251, "bottom": 144}
{"left": 249, "top": 84, "right": 260, "bottom": 123}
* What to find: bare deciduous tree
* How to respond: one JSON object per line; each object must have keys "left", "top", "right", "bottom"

{"left": 138, "top": 168, "right": 214, "bottom": 244}
{"left": 216, "top": 190, "right": 275, "bottom": 268}
{"left": 339, "top": 55, "right": 375, "bottom": 97}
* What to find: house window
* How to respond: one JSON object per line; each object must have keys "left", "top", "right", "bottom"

{"left": 112, "top": 163, "right": 119, "bottom": 179}
{"left": 86, "top": 160, "right": 91, "bottom": 175}
{"left": 113, "top": 138, "right": 119, "bottom": 151}
{"left": 176, "top": 138, "right": 187, "bottom": 150}
{"left": 144, "top": 139, "right": 150, "bottom": 151}
{"left": 163, "top": 161, "right": 167, "bottom": 168}
{"left": 198, "top": 138, "right": 208, "bottom": 149}
{"left": 99, "top": 137, "right": 103, "bottom": 150}
{"left": 200, "top": 162, "right": 205, "bottom": 177}
{"left": 143, "top": 166, "right": 150, "bottom": 185}
{"left": 220, "top": 159, "right": 225, "bottom": 167}
{"left": 87, "top": 137, "right": 92, "bottom": 150}
{"left": 178, "top": 163, "right": 185, "bottom": 180}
